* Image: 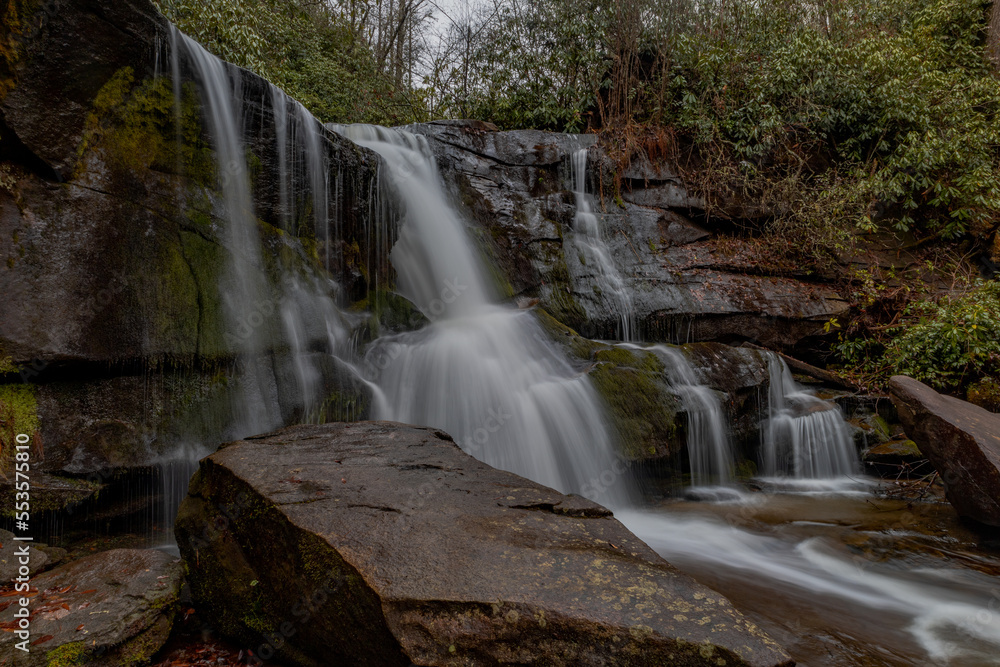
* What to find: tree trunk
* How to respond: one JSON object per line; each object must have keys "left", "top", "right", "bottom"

{"left": 989, "top": 1, "right": 1000, "bottom": 70}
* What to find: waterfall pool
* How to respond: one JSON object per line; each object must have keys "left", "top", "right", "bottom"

{"left": 620, "top": 486, "right": 1000, "bottom": 666}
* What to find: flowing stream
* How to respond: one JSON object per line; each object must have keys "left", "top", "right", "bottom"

{"left": 160, "top": 30, "right": 1000, "bottom": 664}
{"left": 332, "top": 124, "right": 1000, "bottom": 665}
{"left": 569, "top": 147, "right": 635, "bottom": 341}
{"left": 336, "top": 124, "right": 631, "bottom": 509}
{"left": 761, "top": 352, "right": 861, "bottom": 481}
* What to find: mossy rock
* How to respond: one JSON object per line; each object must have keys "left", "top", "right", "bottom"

{"left": 0, "top": 382, "right": 37, "bottom": 473}
{"left": 351, "top": 288, "right": 427, "bottom": 336}
{"left": 589, "top": 349, "right": 682, "bottom": 462}
{"left": 533, "top": 309, "right": 682, "bottom": 462}
{"left": 76, "top": 67, "right": 215, "bottom": 185}
{"left": 967, "top": 377, "right": 1000, "bottom": 413}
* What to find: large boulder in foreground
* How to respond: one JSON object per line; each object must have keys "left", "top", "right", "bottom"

{"left": 0, "top": 548, "right": 182, "bottom": 666}
{"left": 890, "top": 375, "right": 1000, "bottom": 526}
{"left": 176, "top": 422, "right": 792, "bottom": 667}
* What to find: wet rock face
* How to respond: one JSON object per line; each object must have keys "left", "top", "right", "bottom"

{"left": 890, "top": 375, "right": 1000, "bottom": 526}
{"left": 0, "top": 0, "right": 378, "bottom": 479}
{"left": 408, "top": 120, "right": 848, "bottom": 351}
{"left": 0, "top": 548, "right": 182, "bottom": 666}
{"left": 176, "top": 421, "right": 793, "bottom": 667}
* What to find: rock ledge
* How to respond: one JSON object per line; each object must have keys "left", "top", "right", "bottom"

{"left": 176, "top": 421, "right": 792, "bottom": 666}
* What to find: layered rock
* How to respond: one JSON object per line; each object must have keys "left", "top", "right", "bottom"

{"left": 408, "top": 120, "right": 848, "bottom": 351}
{"left": 176, "top": 421, "right": 793, "bottom": 667}
{"left": 890, "top": 375, "right": 1000, "bottom": 526}
{"left": 0, "top": 548, "right": 182, "bottom": 666}
{"left": 0, "top": 0, "right": 378, "bottom": 487}
{"left": 536, "top": 309, "right": 770, "bottom": 465}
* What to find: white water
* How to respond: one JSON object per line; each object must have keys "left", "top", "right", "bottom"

{"left": 618, "top": 507, "right": 1000, "bottom": 665}
{"left": 159, "top": 29, "right": 353, "bottom": 539}
{"left": 337, "top": 124, "right": 631, "bottom": 508}
{"left": 624, "top": 343, "right": 736, "bottom": 490}
{"left": 157, "top": 30, "right": 1000, "bottom": 663}
{"left": 570, "top": 148, "right": 635, "bottom": 341}
{"left": 761, "top": 352, "right": 860, "bottom": 480}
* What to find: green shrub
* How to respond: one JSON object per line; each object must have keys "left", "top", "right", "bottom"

{"left": 151, "top": 0, "right": 425, "bottom": 125}
{"left": 884, "top": 280, "right": 1000, "bottom": 389}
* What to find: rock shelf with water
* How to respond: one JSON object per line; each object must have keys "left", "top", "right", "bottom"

{"left": 176, "top": 421, "right": 793, "bottom": 667}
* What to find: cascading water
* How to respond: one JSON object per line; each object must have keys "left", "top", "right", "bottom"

{"left": 645, "top": 344, "right": 735, "bottom": 489}
{"left": 151, "top": 29, "right": 1000, "bottom": 662}
{"left": 616, "top": 342, "right": 734, "bottom": 489}
{"left": 336, "top": 124, "right": 631, "bottom": 508}
{"left": 761, "top": 352, "right": 860, "bottom": 479}
{"left": 570, "top": 147, "right": 635, "bottom": 341}
{"left": 153, "top": 28, "right": 354, "bottom": 541}
{"left": 616, "top": 507, "right": 1000, "bottom": 666}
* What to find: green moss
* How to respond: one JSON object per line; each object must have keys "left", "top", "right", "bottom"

{"left": 967, "top": 377, "right": 1000, "bottom": 413}
{"left": 542, "top": 250, "right": 586, "bottom": 330}
{"left": 0, "top": 354, "right": 17, "bottom": 374}
{"left": 77, "top": 68, "right": 215, "bottom": 184}
{"left": 533, "top": 308, "right": 602, "bottom": 361}
{"left": 351, "top": 289, "right": 425, "bottom": 335}
{"left": 589, "top": 349, "right": 681, "bottom": 461}
{"left": 316, "top": 385, "right": 371, "bottom": 423}
{"left": 594, "top": 347, "right": 664, "bottom": 374}
{"left": 0, "top": 382, "right": 37, "bottom": 433}
{"left": 114, "top": 614, "right": 174, "bottom": 665}
{"left": 0, "top": 0, "right": 41, "bottom": 100}
{"left": 525, "top": 326, "right": 685, "bottom": 462}
{"left": 45, "top": 641, "right": 88, "bottom": 667}
{"left": 734, "top": 459, "right": 758, "bottom": 479}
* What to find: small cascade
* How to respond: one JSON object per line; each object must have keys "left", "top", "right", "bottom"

{"left": 155, "top": 447, "right": 206, "bottom": 547}
{"left": 337, "top": 124, "right": 631, "bottom": 508}
{"left": 761, "top": 353, "right": 859, "bottom": 479}
{"left": 648, "top": 345, "right": 735, "bottom": 489}
{"left": 151, "top": 28, "right": 357, "bottom": 540}
{"left": 569, "top": 147, "right": 635, "bottom": 341}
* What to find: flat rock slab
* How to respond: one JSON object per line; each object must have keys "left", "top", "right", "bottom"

{"left": 0, "top": 548, "right": 182, "bottom": 666}
{"left": 890, "top": 375, "right": 1000, "bottom": 526}
{"left": 0, "top": 530, "right": 48, "bottom": 583}
{"left": 176, "top": 421, "right": 791, "bottom": 667}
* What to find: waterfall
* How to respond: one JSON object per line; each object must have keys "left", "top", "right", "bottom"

{"left": 154, "top": 28, "right": 355, "bottom": 540}
{"left": 336, "top": 124, "right": 631, "bottom": 508}
{"left": 570, "top": 148, "right": 635, "bottom": 341}
{"left": 761, "top": 353, "right": 859, "bottom": 479}
{"left": 649, "top": 345, "right": 735, "bottom": 489}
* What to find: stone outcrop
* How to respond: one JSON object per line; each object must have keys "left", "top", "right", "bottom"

{"left": 0, "top": 548, "right": 183, "bottom": 666}
{"left": 176, "top": 421, "right": 793, "bottom": 667}
{"left": 0, "top": 528, "right": 47, "bottom": 581}
{"left": 408, "top": 120, "right": 848, "bottom": 351}
{"left": 536, "top": 309, "right": 770, "bottom": 465}
{"left": 890, "top": 375, "right": 1000, "bottom": 526}
{"left": 0, "top": 0, "right": 377, "bottom": 487}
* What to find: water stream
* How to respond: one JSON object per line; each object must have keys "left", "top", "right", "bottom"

{"left": 336, "top": 124, "right": 631, "bottom": 509}
{"left": 570, "top": 147, "right": 635, "bottom": 341}
{"left": 157, "top": 29, "right": 1000, "bottom": 664}
{"left": 332, "top": 122, "right": 1000, "bottom": 665}
{"left": 761, "top": 352, "right": 861, "bottom": 481}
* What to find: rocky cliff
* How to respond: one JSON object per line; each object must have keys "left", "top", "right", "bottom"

{"left": 0, "top": 0, "right": 380, "bottom": 506}
{"left": 407, "top": 120, "right": 849, "bottom": 351}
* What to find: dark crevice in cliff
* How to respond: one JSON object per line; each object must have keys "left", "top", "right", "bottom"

{"left": 0, "top": 112, "right": 62, "bottom": 182}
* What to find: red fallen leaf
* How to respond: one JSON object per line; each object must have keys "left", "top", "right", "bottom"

{"left": 79, "top": 589, "right": 97, "bottom": 595}
{"left": 76, "top": 624, "right": 85, "bottom": 631}
{"left": 61, "top": 603, "right": 70, "bottom": 610}
{"left": 0, "top": 591, "right": 22, "bottom": 597}
{"left": 31, "top": 635, "right": 53, "bottom": 645}
{"left": 58, "top": 586, "right": 72, "bottom": 593}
